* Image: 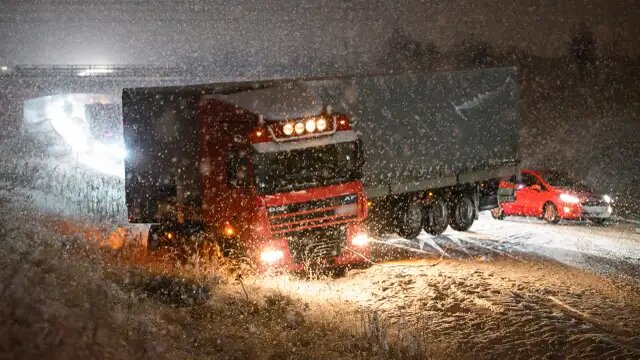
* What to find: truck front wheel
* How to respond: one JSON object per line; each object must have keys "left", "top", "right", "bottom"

{"left": 423, "top": 198, "right": 449, "bottom": 235}
{"left": 450, "top": 195, "right": 475, "bottom": 231}
{"left": 396, "top": 201, "right": 424, "bottom": 240}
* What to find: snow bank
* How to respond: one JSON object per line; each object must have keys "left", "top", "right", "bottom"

{"left": 0, "top": 157, "right": 127, "bottom": 224}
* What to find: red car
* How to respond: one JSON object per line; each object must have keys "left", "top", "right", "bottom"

{"left": 492, "top": 169, "right": 613, "bottom": 224}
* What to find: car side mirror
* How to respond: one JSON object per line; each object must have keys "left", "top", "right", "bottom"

{"left": 531, "top": 184, "right": 542, "bottom": 192}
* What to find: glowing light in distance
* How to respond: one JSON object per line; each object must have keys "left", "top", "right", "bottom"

{"left": 294, "top": 122, "right": 305, "bottom": 135}
{"left": 77, "top": 68, "right": 115, "bottom": 76}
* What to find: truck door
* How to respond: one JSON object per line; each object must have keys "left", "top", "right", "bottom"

{"left": 224, "top": 147, "right": 256, "bottom": 236}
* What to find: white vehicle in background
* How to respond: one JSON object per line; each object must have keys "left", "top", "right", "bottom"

{"left": 22, "top": 93, "right": 126, "bottom": 177}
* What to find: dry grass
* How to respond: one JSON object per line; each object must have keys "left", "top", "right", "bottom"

{"left": 0, "top": 197, "right": 431, "bottom": 360}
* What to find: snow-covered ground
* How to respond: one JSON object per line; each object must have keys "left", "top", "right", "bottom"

{"left": 381, "top": 211, "right": 640, "bottom": 279}
{"left": 2, "top": 127, "right": 640, "bottom": 358}
{"left": 256, "top": 216, "right": 640, "bottom": 359}
{"left": 2, "top": 159, "right": 640, "bottom": 359}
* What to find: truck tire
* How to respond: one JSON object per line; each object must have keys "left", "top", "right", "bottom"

{"left": 396, "top": 201, "right": 424, "bottom": 240}
{"left": 450, "top": 195, "right": 475, "bottom": 231}
{"left": 423, "top": 198, "right": 449, "bottom": 235}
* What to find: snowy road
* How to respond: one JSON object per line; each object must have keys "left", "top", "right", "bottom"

{"left": 255, "top": 213, "right": 640, "bottom": 359}
{"left": 377, "top": 211, "right": 640, "bottom": 280}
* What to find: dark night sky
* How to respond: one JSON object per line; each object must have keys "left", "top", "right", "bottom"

{"left": 0, "top": 0, "right": 638, "bottom": 67}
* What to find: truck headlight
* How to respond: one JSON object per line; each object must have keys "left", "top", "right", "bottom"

{"left": 260, "top": 249, "right": 284, "bottom": 264}
{"left": 559, "top": 193, "right": 580, "bottom": 204}
{"left": 603, "top": 195, "right": 611, "bottom": 204}
{"left": 294, "top": 122, "right": 305, "bottom": 135}
{"left": 351, "top": 233, "right": 369, "bottom": 247}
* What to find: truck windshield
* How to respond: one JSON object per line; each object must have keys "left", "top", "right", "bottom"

{"left": 253, "top": 140, "right": 362, "bottom": 195}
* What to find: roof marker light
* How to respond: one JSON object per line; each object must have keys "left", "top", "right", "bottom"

{"left": 316, "top": 117, "right": 327, "bottom": 131}
{"left": 283, "top": 123, "right": 294, "bottom": 136}
{"left": 305, "top": 119, "right": 316, "bottom": 132}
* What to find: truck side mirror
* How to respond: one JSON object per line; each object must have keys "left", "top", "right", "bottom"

{"left": 530, "top": 184, "right": 542, "bottom": 192}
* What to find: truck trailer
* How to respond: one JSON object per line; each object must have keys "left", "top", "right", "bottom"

{"left": 122, "top": 67, "right": 519, "bottom": 270}
{"left": 308, "top": 67, "right": 520, "bottom": 238}
{"left": 122, "top": 82, "right": 370, "bottom": 270}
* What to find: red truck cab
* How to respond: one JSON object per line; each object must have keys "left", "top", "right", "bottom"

{"left": 123, "top": 82, "right": 370, "bottom": 270}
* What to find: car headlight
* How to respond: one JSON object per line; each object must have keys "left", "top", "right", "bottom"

{"left": 603, "top": 195, "right": 611, "bottom": 204}
{"left": 559, "top": 193, "right": 580, "bottom": 204}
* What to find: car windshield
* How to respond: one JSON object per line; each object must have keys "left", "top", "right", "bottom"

{"left": 540, "top": 171, "right": 592, "bottom": 192}
{"left": 252, "top": 140, "right": 362, "bottom": 195}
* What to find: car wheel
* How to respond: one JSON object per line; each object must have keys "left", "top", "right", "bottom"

{"left": 450, "top": 195, "right": 475, "bottom": 231}
{"left": 423, "top": 198, "right": 449, "bottom": 235}
{"left": 543, "top": 203, "right": 560, "bottom": 224}
{"left": 397, "top": 200, "right": 424, "bottom": 240}
{"left": 490, "top": 205, "right": 505, "bottom": 220}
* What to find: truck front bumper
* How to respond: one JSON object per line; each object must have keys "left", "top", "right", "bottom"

{"left": 256, "top": 223, "right": 371, "bottom": 271}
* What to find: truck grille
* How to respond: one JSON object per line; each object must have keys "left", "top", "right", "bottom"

{"left": 286, "top": 225, "right": 346, "bottom": 263}
{"left": 267, "top": 194, "right": 358, "bottom": 234}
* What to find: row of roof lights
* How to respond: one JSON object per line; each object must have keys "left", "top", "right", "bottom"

{"left": 282, "top": 117, "right": 327, "bottom": 136}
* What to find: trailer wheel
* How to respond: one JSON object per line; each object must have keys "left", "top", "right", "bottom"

{"left": 396, "top": 201, "right": 424, "bottom": 240}
{"left": 450, "top": 195, "right": 475, "bottom": 231}
{"left": 423, "top": 198, "right": 449, "bottom": 235}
